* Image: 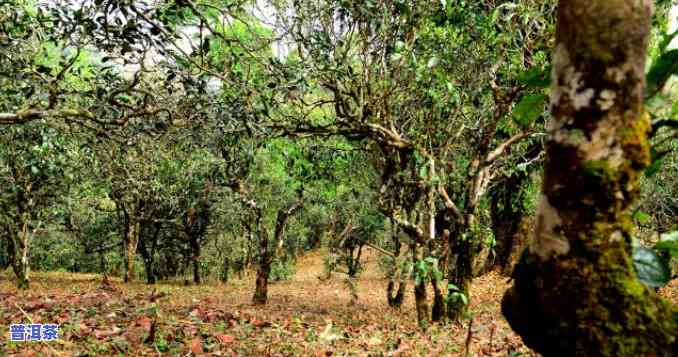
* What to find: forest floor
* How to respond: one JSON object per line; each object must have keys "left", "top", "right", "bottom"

{"left": 1, "top": 250, "right": 678, "bottom": 356}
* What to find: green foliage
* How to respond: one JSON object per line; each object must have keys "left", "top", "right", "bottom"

{"left": 645, "top": 149, "right": 665, "bottom": 177}
{"left": 517, "top": 66, "right": 551, "bottom": 88}
{"left": 413, "top": 257, "right": 443, "bottom": 286}
{"left": 655, "top": 231, "right": 678, "bottom": 258}
{"left": 632, "top": 246, "right": 671, "bottom": 288}
{"left": 633, "top": 211, "right": 653, "bottom": 225}
{"left": 445, "top": 283, "right": 468, "bottom": 306}
{"left": 270, "top": 259, "right": 296, "bottom": 282}
{"left": 512, "top": 94, "right": 548, "bottom": 127}
{"left": 646, "top": 49, "right": 678, "bottom": 98}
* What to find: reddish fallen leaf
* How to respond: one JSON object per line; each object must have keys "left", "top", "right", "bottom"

{"left": 122, "top": 330, "right": 142, "bottom": 344}
{"left": 56, "top": 313, "right": 70, "bottom": 324}
{"left": 216, "top": 334, "right": 235, "bottom": 344}
{"left": 250, "top": 317, "right": 269, "bottom": 327}
{"left": 190, "top": 307, "right": 204, "bottom": 319}
{"left": 206, "top": 310, "right": 219, "bottom": 322}
{"left": 94, "top": 327, "right": 121, "bottom": 339}
{"left": 191, "top": 337, "right": 204, "bottom": 354}
{"left": 23, "top": 302, "right": 47, "bottom": 312}
{"left": 137, "top": 316, "right": 152, "bottom": 331}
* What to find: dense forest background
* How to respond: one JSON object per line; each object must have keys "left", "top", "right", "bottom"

{"left": 1, "top": 0, "right": 677, "bottom": 355}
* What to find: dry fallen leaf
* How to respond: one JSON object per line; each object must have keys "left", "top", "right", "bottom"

{"left": 191, "top": 337, "right": 204, "bottom": 354}
{"left": 215, "top": 334, "right": 235, "bottom": 344}
{"left": 137, "top": 316, "right": 152, "bottom": 331}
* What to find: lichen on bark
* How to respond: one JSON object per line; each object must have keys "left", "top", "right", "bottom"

{"left": 502, "top": 0, "right": 678, "bottom": 355}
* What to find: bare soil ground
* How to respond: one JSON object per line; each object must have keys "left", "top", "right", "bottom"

{"left": 1, "top": 250, "right": 677, "bottom": 356}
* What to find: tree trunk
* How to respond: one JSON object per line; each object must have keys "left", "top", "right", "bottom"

{"left": 253, "top": 225, "right": 270, "bottom": 305}
{"left": 9, "top": 223, "right": 30, "bottom": 289}
{"left": 412, "top": 243, "right": 429, "bottom": 328}
{"left": 502, "top": 1, "right": 678, "bottom": 355}
{"left": 138, "top": 223, "right": 160, "bottom": 285}
{"left": 123, "top": 220, "right": 140, "bottom": 283}
{"left": 191, "top": 236, "right": 201, "bottom": 284}
{"left": 387, "top": 279, "right": 406, "bottom": 308}
{"left": 2, "top": 225, "right": 14, "bottom": 271}
{"left": 386, "top": 226, "right": 407, "bottom": 308}
{"left": 430, "top": 278, "right": 445, "bottom": 322}
{"left": 220, "top": 256, "right": 230, "bottom": 283}
{"left": 253, "top": 201, "right": 302, "bottom": 305}
{"left": 253, "top": 260, "right": 270, "bottom": 305}
{"left": 138, "top": 240, "right": 155, "bottom": 284}
{"left": 486, "top": 172, "right": 530, "bottom": 274}
{"left": 446, "top": 235, "right": 472, "bottom": 321}
{"left": 502, "top": 216, "right": 533, "bottom": 275}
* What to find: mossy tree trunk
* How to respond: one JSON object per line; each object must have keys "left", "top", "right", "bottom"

{"left": 123, "top": 219, "right": 140, "bottom": 283}
{"left": 430, "top": 278, "right": 445, "bottom": 322}
{"left": 502, "top": 0, "right": 678, "bottom": 355}
{"left": 8, "top": 221, "right": 30, "bottom": 289}
{"left": 446, "top": 229, "right": 473, "bottom": 321}
{"left": 386, "top": 224, "right": 406, "bottom": 308}
{"left": 411, "top": 242, "right": 429, "bottom": 328}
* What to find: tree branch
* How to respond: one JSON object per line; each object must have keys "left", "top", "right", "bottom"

{"left": 438, "top": 185, "right": 465, "bottom": 225}
{"left": 485, "top": 132, "right": 534, "bottom": 164}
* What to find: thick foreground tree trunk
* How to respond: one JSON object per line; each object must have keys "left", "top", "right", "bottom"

{"left": 502, "top": 1, "right": 677, "bottom": 355}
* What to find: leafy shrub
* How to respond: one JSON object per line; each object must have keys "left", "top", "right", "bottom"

{"left": 270, "top": 259, "right": 296, "bottom": 282}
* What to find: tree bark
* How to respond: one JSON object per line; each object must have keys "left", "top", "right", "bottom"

{"left": 253, "top": 224, "right": 270, "bottom": 305}
{"left": 123, "top": 220, "right": 140, "bottom": 283}
{"left": 502, "top": 1, "right": 677, "bottom": 355}
{"left": 191, "top": 237, "right": 201, "bottom": 284}
{"left": 138, "top": 223, "right": 160, "bottom": 284}
{"left": 386, "top": 224, "right": 406, "bottom": 308}
{"left": 220, "top": 255, "right": 230, "bottom": 283}
{"left": 430, "top": 278, "right": 445, "bottom": 322}
{"left": 412, "top": 243, "right": 429, "bottom": 328}
{"left": 253, "top": 200, "right": 302, "bottom": 305}
{"left": 446, "top": 234, "right": 473, "bottom": 321}
{"left": 387, "top": 279, "right": 406, "bottom": 308}
{"left": 9, "top": 222, "right": 30, "bottom": 289}
{"left": 2, "top": 225, "right": 14, "bottom": 271}
{"left": 486, "top": 172, "right": 531, "bottom": 274}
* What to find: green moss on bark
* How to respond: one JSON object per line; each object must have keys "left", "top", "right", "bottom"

{"left": 504, "top": 246, "right": 678, "bottom": 356}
